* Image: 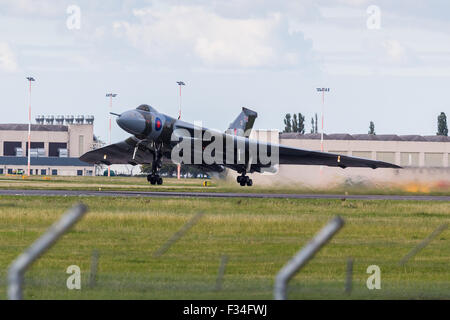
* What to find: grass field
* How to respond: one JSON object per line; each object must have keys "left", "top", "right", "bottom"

{"left": 0, "top": 195, "right": 448, "bottom": 299}
{"left": 1, "top": 174, "right": 449, "bottom": 196}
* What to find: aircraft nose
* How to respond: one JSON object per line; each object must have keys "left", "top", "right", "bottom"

{"left": 116, "top": 110, "right": 147, "bottom": 135}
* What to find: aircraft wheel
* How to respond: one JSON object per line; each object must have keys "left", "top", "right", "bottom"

{"left": 148, "top": 175, "right": 158, "bottom": 185}
{"left": 240, "top": 180, "right": 246, "bottom": 186}
{"left": 246, "top": 179, "right": 253, "bottom": 187}
{"left": 237, "top": 176, "right": 242, "bottom": 183}
{"left": 157, "top": 177, "right": 163, "bottom": 185}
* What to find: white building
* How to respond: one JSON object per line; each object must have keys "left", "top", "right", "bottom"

{"left": 247, "top": 130, "right": 450, "bottom": 186}
{"left": 0, "top": 117, "right": 95, "bottom": 176}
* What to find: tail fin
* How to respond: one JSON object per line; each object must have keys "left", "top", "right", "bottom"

{"left": 226, "top": 107, "right": 257, "bottom": 137}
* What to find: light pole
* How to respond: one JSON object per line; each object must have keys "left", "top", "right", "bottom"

{"left": 316, "top": 88, "right": 330, "bottom": 152}
{"left": 176, "top": 81, "right": 185, "bottom": 179}
{"left": 26, "top": 77, "right": 35, "bottom": 176}
{"left": 106, "top": 93, "right": 117, "bottom": 177}
{"left": 176, "top": 81, "right": 185, "bottom": 120}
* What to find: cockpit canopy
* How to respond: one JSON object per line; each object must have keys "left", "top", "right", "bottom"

{"left": 136, "top": 104, "right": 157, "bottom": 113}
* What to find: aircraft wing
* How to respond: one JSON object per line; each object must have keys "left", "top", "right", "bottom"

{"left": 80, "top": 137, "right": 154, "bottom": 165}
{"left": 80, "top": 134, "right": 400, "bottom": 170}
{"left": 278, "top": 145, "right": 401, "bottom": 169}
{"left": 169, "top": 127, "right": 400, "bottom": 170}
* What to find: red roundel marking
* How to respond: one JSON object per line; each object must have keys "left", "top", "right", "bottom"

{"left": 156, "top": 119, "right": 161, "bottom": 130}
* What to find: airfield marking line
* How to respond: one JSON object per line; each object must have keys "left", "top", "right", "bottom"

{"left": 215, "top": 255, "right": 229, "bottom": 292}
{"left": 399, "top": 223, "right": 448, "bottom": 266}
{"left": 153, "top": 212, "right": 204, "bottom": 258}
{"left": 1, "top": 189, "right": 450, "bottom": 201}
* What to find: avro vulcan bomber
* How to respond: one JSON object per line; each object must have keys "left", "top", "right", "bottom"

{"left": 80, "top": 104, "right": 400, "bottom": 186}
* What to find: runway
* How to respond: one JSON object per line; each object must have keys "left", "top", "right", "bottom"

{"left": 1, "top": 189, "right": 449, "bottom": 201}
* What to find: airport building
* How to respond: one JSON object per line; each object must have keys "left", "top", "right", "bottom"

{"left": 250, "top": 130, "right": 450, "bottom": 168}
{"left": 278, "top": 132, "right": 450, "bottom": 168}
{"left": 0, "top": 115, "right": 95, "bottom": 176}
{"left": 248, "top": 130, "right": 450, "bottom": 185}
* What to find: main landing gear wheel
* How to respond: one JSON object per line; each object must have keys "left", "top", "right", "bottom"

{"left": 237, "top": 174, "right": 252, "bottom": 187}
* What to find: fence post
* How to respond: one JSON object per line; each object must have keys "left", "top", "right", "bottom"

{"left": 345, "top": 257, "right": 354, "bottom": 295}
{"left": 274, "top": 216, "right": 344, "bottom": 300}
{"left": 7, "top": 203, "right": 88, "bottom": 300}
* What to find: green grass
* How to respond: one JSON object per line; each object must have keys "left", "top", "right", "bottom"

{"left": 0, "top": 196, "right": 448, "bottom": 299}
{"left": 1, "top": 175, "right": 449, "bottom": 196}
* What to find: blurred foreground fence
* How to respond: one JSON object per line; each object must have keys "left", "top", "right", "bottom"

{"left": 274, "top": 216, "right": 345, "bottom": 300}
{"left": 7, "top": 203, "right": 88, "bottom": 300}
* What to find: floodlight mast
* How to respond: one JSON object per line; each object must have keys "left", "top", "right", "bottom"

{"left": 176, "top": 81, "right": 185, "bottom": 120}
{"left": 26, "top": 77, "right": 35, "bottom": 176}
{"left": 176, "top": 81, "right": 185, "bottom": 180}
{"left": 316, "top": 88, "right": 330, "bottom": 152}
{"left": 106, "top": 93, "right": 117, "bottom": 178}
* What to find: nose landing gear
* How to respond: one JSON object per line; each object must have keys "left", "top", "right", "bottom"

{"left": 147, "top": 144, "right": 164, "bottom": 185}
{"left": 237, "top": 173, "right": 252, "bottom": 186}
{"left": 147, "top": 174, "right": 163, "bottom": 185}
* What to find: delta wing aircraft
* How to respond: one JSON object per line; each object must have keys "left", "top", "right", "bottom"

{"left": 80, "top": 104, "right": 400, "bottom": 186}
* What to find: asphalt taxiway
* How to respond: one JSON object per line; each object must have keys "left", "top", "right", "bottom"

{"left": 0, "top": 189, "right": 449, "bottom": 201}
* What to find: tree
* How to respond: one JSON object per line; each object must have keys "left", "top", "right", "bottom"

{"left": 310, "top": 117, "right": 315, "bottom": 133}
{"left": 141, "top": 163, "right": 209, "bottom": 178}
{"left": 368, "top": 121, "right": 376, "bottom": 135}
{"left": 283, "top": 113, "right": 292, "bottom": 133}
{"left": 298, "top": 113, "right": 305, "bottom": 134}
{"left": 315, "top": 113, "right": 318, "bottom": 133}
{"left": 437, "top": 112, "right": 448, "bottom": 136}
{"left": 292, "top": 114, "right": 298, "bottom": 132}
{"left": 142, "top": 163, "right": 178, "bottom": 176}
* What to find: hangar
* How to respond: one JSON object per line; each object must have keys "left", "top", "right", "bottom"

{"left": 278, "top": 132, "right": 450, "bottom": 168}
{"left": 0, "top": 116, "right": 95, "bottom": 176}
{"left": 247, "top": 130, "right": 450, "bottom": 185}
{"left": 250, "top": 130, "right": 450, "bottom": 169}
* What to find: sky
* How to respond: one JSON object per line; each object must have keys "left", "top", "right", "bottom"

{"left": 0, "top": 0, "right": 449, "bottom": 143}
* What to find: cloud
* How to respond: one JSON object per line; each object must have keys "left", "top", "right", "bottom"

{"left": 0, "top": 42, "right": 18, "bottom": 72}
{"left": 289, "top": 2, "right": 450, "bottom": 76}
{"left": 335, "top": 0, "right": 371, "bottom": 6}
{"left": 113, "top": 4, "right": 313, "bottom": 69}
{"left": 381, "top": 39, "right": 410, "bottom": 64}
{"left": 0, "top": 0, "right": 64, "bottom": 17}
